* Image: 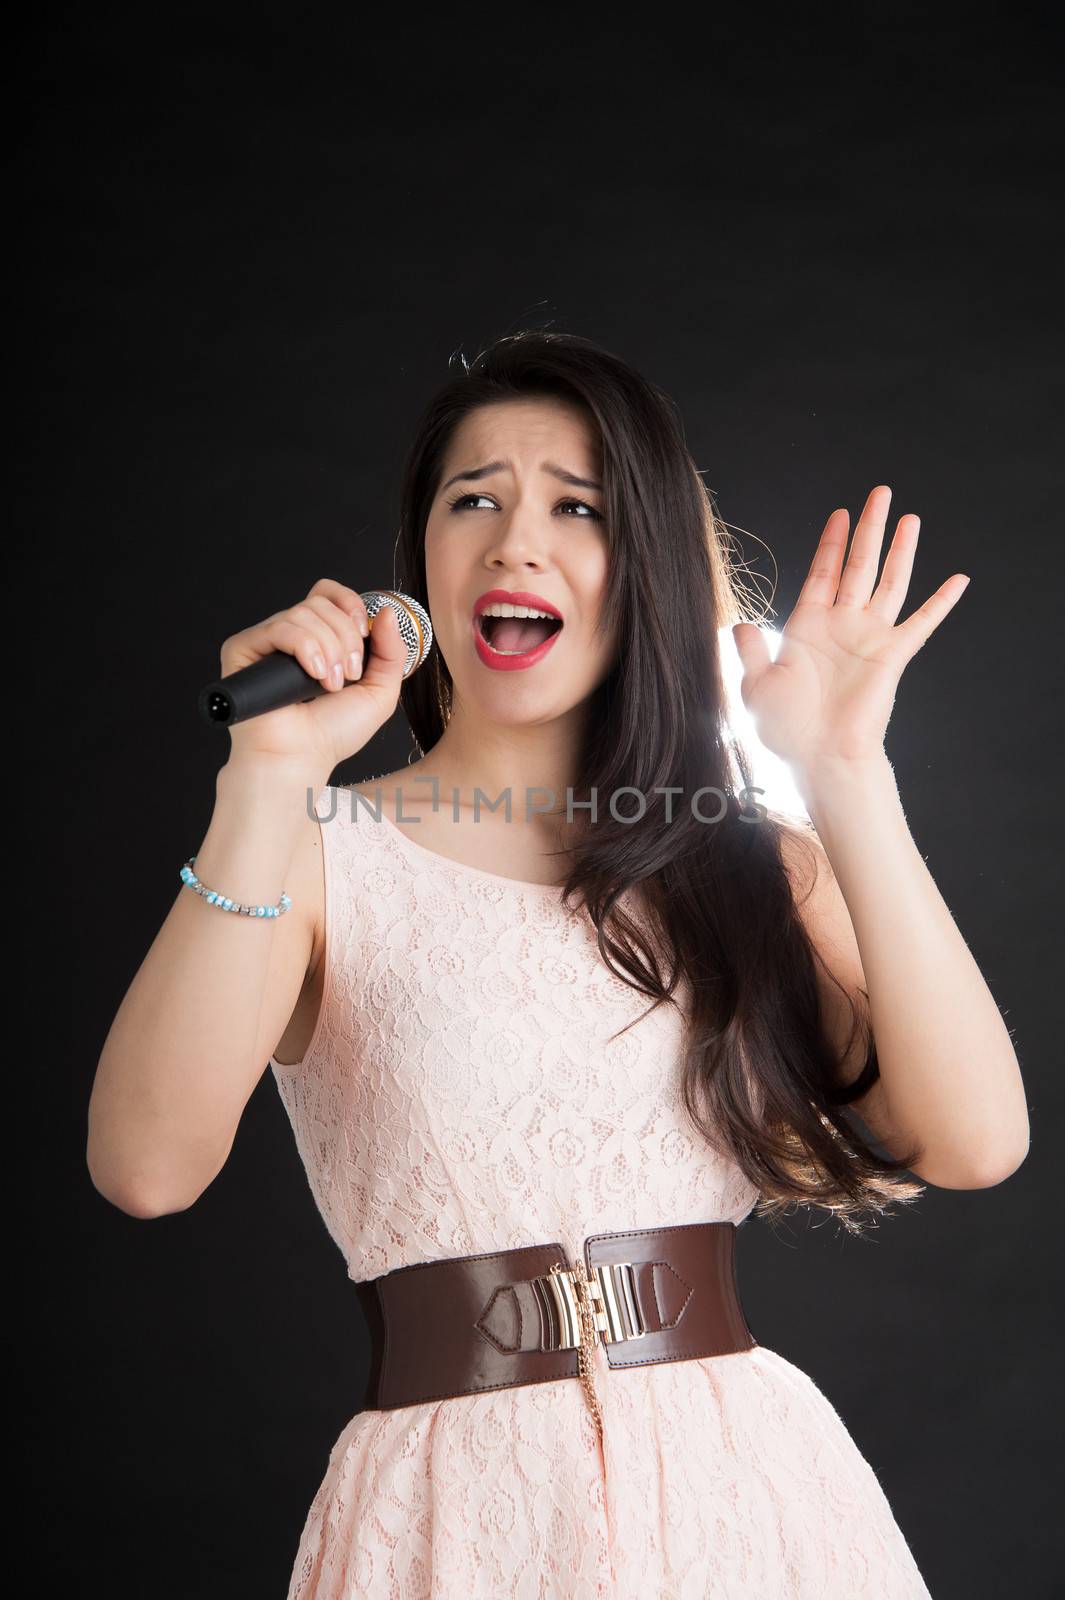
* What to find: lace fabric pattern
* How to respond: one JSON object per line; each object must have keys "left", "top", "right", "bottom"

{"left": 269, "top": 786, "right": 932, "bottom": 1598}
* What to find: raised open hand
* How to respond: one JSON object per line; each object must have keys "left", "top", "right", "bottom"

{"left": 731, "top": 485, "right": 970, "bottom": 767}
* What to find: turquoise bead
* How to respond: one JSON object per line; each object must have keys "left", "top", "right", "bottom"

{"left": 179, "top": 855, "right": 289, "bottom": 917}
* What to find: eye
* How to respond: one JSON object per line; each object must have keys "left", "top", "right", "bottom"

{"left": 445, "top": 492, "right": 602, "bottom": 520}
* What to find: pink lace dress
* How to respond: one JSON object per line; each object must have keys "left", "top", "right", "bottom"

{"left": 268, "top": 785, "right": 932, "bottom": 1599}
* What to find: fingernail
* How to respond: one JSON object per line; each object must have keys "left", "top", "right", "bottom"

{"left": 346, "top": 651, "right": 361, "bottom": 676}
{"left": 313, "top": 654, "right": 326, "bottom": 676}
{"left": 329, "top": 662, "right": 343, "bottom": 686}
{"left": 359, "top": 616, "right": 368, "bottom": 637}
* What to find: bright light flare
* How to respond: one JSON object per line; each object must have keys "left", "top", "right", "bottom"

{"left": 719, "top": 625, "right": 811, "bottom": 822}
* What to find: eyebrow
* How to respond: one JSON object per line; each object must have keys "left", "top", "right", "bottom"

{"left": 440, "top": 458, "right": 603, "bottom": 495}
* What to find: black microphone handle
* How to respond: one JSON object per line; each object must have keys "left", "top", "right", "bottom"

{"left": 198, "top": 650, "right": 330, "bottom": 728}
{"left": 198, "top": 589, "right": 433, "bottom": 728}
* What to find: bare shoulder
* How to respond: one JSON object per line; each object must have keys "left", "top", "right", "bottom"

{"left": 775, "top": 818, "right": 851, "bottom": 950}
{"left": 774, "top": 818, "right": 822, "bottom": 903}
{"left": 255, "top": 790, "right": 329, "bottom": 1071}
{"left": 774, "top": 817, "right": 866, "bottom": 1053}
{"left": 773, "top": 818, "right": 899, "bottom": 1147}
{"left": 287, "top": 787, "right": 329, "bottom": 982}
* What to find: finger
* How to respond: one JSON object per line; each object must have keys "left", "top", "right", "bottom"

{"left": 307, "top": 578, "right": 371, "bottom": 642}
{"left": 868, "top": 514, "right": 921, "bottom": 625}
{"left": 301, "top": 593, "right": 366, "bottom": 681}
{"left": 835, "top": 484, "right": 892, "bottom": 610}
{"left": 360, "top": 601, "right": 409, "bottom": 687}
{"left": 730, "top": 622, "right": 774, "bottom": 699}
{"left": 894, "top": 574, "right": 971, "bottom": 658}
{"left": 266, "top": 616, "right": 345, "bottom": 685}
{"left": 285, "top": 602, "right": 350, "bottom": 690}
{"left": 795, "top": 508, "right": 850, "bottom": 608}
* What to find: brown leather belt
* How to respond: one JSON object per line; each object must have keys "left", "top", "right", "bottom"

{"left": 352, "top": 1221, "right": 758, "bottom": 1442}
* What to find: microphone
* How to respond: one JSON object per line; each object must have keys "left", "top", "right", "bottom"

{"left": 198, "top": 589, "right": 433, "bottom": 728}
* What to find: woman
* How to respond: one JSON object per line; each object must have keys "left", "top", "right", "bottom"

{"left": 88, "top": 329, "right": 1028, "bottom": 1597}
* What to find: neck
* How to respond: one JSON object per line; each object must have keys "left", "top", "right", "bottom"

{"left": 404, "top": 701, "right": 589, "bottom": 825}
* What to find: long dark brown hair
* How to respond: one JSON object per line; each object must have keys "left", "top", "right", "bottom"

{"left": 389, "top": 328, "right": 924, "bottom": 1235}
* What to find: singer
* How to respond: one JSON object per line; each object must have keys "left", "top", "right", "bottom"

{"left": 88, "top": 330, "right": 1027, "bottom": 1598}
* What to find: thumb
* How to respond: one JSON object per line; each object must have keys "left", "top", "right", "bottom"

{"left": 360, "top": 602, "right": 411, "bottom": 689}
{"left": 731, "top": 622, "right": 772, "bottom": 678}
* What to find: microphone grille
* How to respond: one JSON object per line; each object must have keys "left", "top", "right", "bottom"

{"left": 360, "top": 590, "right": 433, "bottom": 679}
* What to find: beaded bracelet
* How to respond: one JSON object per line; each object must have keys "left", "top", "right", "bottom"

{"left": 179, "top": 856, "right": 292, "bottom": 918}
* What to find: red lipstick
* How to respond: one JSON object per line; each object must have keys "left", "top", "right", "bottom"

{"left": 471, "top": 589, "right": 565, "bottom": 673}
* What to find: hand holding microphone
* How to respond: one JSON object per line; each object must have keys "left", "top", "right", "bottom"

{"left": 202, "top": 580, "right": 431, "bottom": 776}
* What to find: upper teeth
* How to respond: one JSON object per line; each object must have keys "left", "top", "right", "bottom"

{"left": 479, "top": 603, "right": 558, "bottom": 620}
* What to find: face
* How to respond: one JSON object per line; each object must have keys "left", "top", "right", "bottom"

{"left": 424, "top": 397, "right": 617, "bottom": 723}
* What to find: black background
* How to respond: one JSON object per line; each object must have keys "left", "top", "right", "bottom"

{"left": 44, "top": 6, "right": 1061, "bottom": 1595}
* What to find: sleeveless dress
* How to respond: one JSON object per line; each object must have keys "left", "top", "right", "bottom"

{"left": 268, "top": 785, "right": 933, "bottom": 1600}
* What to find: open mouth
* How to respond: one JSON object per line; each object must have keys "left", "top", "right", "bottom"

{"left": 476, "top": 613, "right": 564, "bottom": 655}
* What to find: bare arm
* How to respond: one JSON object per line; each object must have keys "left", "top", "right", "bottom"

{"left": 84, "top": 581, "right": 414, "bottom": 1218}
{"left": 86, "top": 758, "right": 327, "bottom": 1217}
{"left": 784, "top": 756, "right": 1029, "bottom": 1188}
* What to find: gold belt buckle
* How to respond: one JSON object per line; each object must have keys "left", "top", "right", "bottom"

{"left": 537, "top": 1258, "right": 647, "bottom": 1444}
{"left": 540, "top": 1259, "right": 647, "bottom": 1349}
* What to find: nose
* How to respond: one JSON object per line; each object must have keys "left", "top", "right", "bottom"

{"left": 482, "top": 505, "right": 553, "bottom": 572}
